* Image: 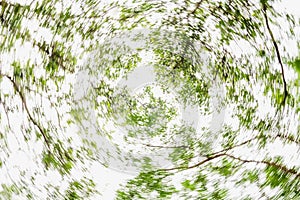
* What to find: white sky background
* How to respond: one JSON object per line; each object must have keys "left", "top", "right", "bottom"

{"left": 0, "top": 0, "right": 300, "bottom": 199}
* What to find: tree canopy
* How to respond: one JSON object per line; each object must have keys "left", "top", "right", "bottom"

{"left": 0, "top": 0, "right": 299, "bottom": 199}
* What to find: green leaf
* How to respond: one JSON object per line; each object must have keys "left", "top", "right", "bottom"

{"left": 181, "top": 180, "right": 196, "bottom": 191}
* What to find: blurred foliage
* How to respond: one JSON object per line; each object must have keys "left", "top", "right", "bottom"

{"left": 0, "top": 0, "right": 299, "bottom": 199}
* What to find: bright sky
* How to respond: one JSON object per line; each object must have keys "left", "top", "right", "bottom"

{"left": 0, "top": 0, "right": 299, "bottom": 199}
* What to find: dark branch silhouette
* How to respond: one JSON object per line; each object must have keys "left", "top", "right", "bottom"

{"left": 262, "top": 4, "right": 288, "bottom": 107}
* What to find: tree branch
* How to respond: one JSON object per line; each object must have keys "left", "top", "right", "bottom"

{"left": 225, "top": 154, "right": 300, "bottom": 179}
{"left": 1, "top": 73, "right": 51, "bottom": 150}
{"left": 274, "top": 133, "right": 300, "bottom": 145}
{"left": 262, "top": 4, "right": 288, "bottom": 106}
{"left": 156, "top": 129, "right": 299, "bottom": 175}
{"left": 161, "top": 150, "right": 300, "bottom": 180}
{"left": 207, "top": 136, "right": 258, "bottom": 157}
{"left": 161, "top": 153, "right": 225, "bottom": 171}
{"left": 160, "top": 136, "right": 258, "bottom": 171}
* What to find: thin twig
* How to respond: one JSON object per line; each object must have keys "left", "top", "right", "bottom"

{"left": 141, "top": 143, "right": 188, "bottom": 149}
{"left": 0, "top": 98, "right": 12, "bottom": 130}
